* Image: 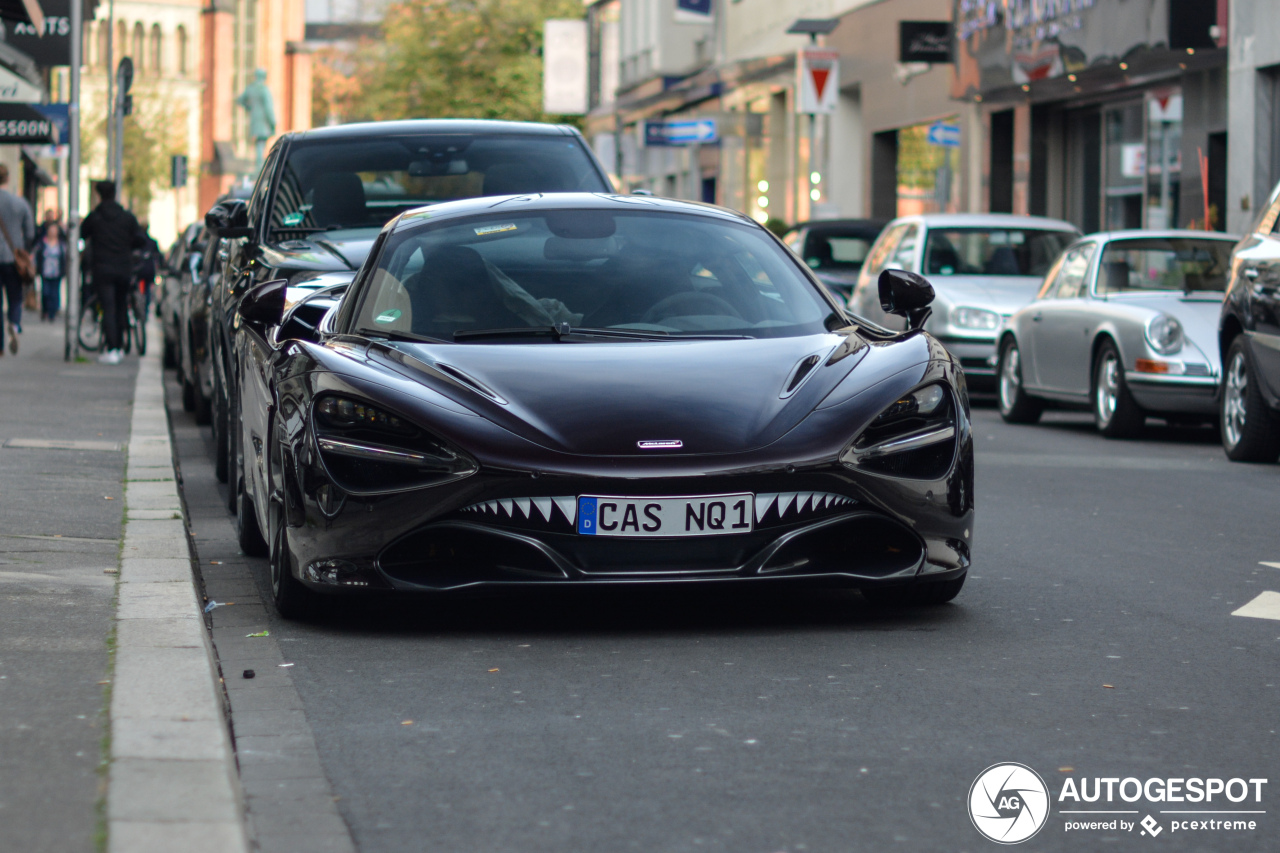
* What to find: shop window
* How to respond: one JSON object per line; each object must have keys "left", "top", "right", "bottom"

{"left": 1145, "top": 92, "right": 1182, "bottom": 230}
{"left": 1103, "top": 101, "right": 1144, "bottom": 230}
{"left": 871, "top": 131, "right": 898, "bottom": 221}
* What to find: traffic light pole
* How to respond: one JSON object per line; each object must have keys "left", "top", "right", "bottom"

{"left": 113, "top": 58, "right": 133, "bottom": 198}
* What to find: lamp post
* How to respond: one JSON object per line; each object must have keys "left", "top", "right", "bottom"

{"left": 65, "top": 0, "right": 84, "bottom": 360}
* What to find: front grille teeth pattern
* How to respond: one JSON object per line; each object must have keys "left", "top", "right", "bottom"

{"left": 460, "top": 496, "right": 578, "bottom": 524}
{"left": 754, "top": 491, "right": 853, "bottom": 523}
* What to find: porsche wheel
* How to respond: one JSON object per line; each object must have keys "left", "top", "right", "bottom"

{"left": 1221, "top": 337, "right": 1280, "bottom": 462}
{"left": 863, "top": 575, "right": 966, "bottom": 607}
{"left": 1093, "top": 342, "right": 1144, "bottom": 438}
{"left": 997, "top": 339, "right": 1043, "bottom": 424}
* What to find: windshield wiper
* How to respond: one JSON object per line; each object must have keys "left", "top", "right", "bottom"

{"left": 452, "top": 325, "right": 749, "bottom": 342}
{"left": 363, "top": 329, "right": 449, "bottom": 344}
{"left": 270, "top": 224, "right": 353, "bottom": 234}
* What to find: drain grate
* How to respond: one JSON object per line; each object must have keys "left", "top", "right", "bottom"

{"left": 3, "top": 438, "right": 122, "bottom": 452}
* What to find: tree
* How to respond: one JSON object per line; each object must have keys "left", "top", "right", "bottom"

{"left": 83, "top": 83, "right": 188, "bottom": 215}
{"left": 318, "top": 0, "right": 582, "bottom": 124}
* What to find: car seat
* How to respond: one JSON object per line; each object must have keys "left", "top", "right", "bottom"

{"left": 310, "top": 172, "right": 367, "bottom": 228}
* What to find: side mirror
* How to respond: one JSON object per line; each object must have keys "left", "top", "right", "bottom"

{"left": 239, "top": 279, "right": 288, "bottom": 328}
{"left": 878, "top": 269, "right": 935, "bottom": 331}
{"left": 205, "top": 199, "right": 252, "bottom": 239}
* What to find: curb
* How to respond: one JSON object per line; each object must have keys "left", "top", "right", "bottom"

{"left": 107, "top": 330, "right": 249, "bottom": 853}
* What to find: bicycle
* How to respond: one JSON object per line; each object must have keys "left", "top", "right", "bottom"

{"left": 77, "top": 278, "right": 147, "bottom": 355}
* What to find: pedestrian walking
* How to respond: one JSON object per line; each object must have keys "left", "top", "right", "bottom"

{"left": 133, "top": 222, "right": 164, "bottom": 314}
{"left": 0, "top": 163, "right": 35, "bottom": 356}
{"left": 34, "top": 221, "right": 67, "bottom": 321}
{"left": 81, "top": 181, "right": 145, "bottom": 365}
{"left": 42, "top": 208, "right": 67, "bottom": 242}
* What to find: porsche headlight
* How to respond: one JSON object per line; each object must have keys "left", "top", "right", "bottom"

{"left": 1145, "top": 314, "right": 1183, "bottom": 355}
{"left": 950, "top": 306, "right": 1002, "bottom": 332}
{"left": 313, "top": 395, "right": 477, "bottom": 494}
{"left": 841, "top": 384, "right": 957, "bottom": 479}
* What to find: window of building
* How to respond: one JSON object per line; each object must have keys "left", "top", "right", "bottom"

{"left": 132, "top": 23, "right": 145, "bottom": 72}
{"left": 97, "top": 22, "right": 110, "bottom": 69}
{"left": 150, "top": 25, "right": 163, "bottom": 76}
{"left": 176, "top": 26, "right": 188, "bottom": 76}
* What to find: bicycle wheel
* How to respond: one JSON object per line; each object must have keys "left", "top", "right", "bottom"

{"left": 78, "top": 300, "right": 102, "bottom": 351}
{"left": 133, "top": 295, "right": 147, "bottom": 356}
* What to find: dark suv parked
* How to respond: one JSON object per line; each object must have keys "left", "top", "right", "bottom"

{"left": 1219, "top": 183, "right": 1280, "bottom": 462}
{"left": 202, "top": 119, "right": 614, "bottom": 527}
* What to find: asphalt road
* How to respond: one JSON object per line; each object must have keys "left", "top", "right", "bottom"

{"left": 173, "top": 392, "right": 1280, "bottom": 853}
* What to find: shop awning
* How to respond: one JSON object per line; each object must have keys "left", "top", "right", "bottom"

{"left": 0, "top": 0, "right": 45, "bottom": 31}
{"left": 0, "top": 102, "right": 55, "bottom": 143}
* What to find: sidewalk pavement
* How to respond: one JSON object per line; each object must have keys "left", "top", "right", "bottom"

{"left": 0, "top": 320, "right": 134, "bottom": 852}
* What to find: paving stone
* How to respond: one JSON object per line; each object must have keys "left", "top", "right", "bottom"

{"left": 113, "top": 718, "right": 231, "bottom": 761}
{"left": 109, "top": 820, "right": 248, "bottom": 853}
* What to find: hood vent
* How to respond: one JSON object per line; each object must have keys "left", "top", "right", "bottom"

{"left": 434, "top": 362, "right": 508, "bottom": 405}
{"left": 781, "top": 355, "right": 822, "bottom": 398}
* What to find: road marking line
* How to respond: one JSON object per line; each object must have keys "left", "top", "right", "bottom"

{"left": 1231, "top": 591, "right": 1280, "bottom": 621}
{"left": 1259, "top": 562, "right": 1280, "bottom": 570}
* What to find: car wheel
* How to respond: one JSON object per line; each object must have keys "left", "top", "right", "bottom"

{"left": 863, "top": 575, "right": 966, "bottom": 607}
{"left": 268, "top": 499, "right": 322, "bottom": 620}
{"left": 997, "top": 339, "right": 1043, "bottom": 424}
{"left": 1220, "top": 337, "right": 1280, "bottom": 462}
{"left": 162, "top": 338, "right": 177, "bottom": 369}
{"left": 212, "top": 370, "right": 229, "bottom": 484}
{"left": 193, "top": 377, "right": 212, "bottom": 426}
{"left": 1093, "top": 342, "right": 1144, "bottom": 438}
{"left": 235, "top": 478, "right": 269, "bottom": 557}
{"left": 181, "top": 375, "right": 196, "bottom": 412}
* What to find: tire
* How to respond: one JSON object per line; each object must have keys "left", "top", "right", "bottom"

{"left": 181, "top": 376, "right": 196, "bottom": 412}
{"left": 1220, "top": 337, "right": 1280, "bottom": 462}
{"left": 863, "top": 575, "right": 966, "bottom": 607}
{"left": 997, "top": 338, "right": 1044, "bottom": 424}
{"left": 192, "top": 370, "right": 212, "bottom": 425}
{"left": 162, "top": 338, "right": 177, "bottom": 369}
{"left": 78, "top": 303, "right": 102, "bottom": 352}
{"left": 1093, "top": 341, "right": 1144, "bottom": 438}
{"left": 212, "top": 369, "right": 229, "bottom": 483}
{"left": 235, "top": 479, "right": 269, "bottom": 557}
{"left": 268, "top": 505, "right": 323, "bottom": 620}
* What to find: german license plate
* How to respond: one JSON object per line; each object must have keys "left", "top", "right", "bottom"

{"left": 577, "top": 494, "right": 754, "bottom": 537}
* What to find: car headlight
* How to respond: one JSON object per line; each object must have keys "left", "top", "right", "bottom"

{"left": 1145, "top": 314, "right": 1183, "bottom": 355}
{"left": 314, "top": 395, "right": 478, "bottom": 494}
{"left": 841, "top": 384, "right": 957, "bottom": 479}
{"left": 951, "top": 306, "right": 1002, "bottom": 332}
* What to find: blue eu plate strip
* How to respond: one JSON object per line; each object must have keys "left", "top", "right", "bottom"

{"left": 577, "top": 497, "right": 597, "bottom": 535}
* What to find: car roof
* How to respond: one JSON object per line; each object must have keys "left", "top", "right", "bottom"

{"left": 283, "top": 119, "right": 581, "bottom": 143}
{"left": 393, "top": 193, "right": 758, "bottom": 230}
{"left": 1077, "top": 229, "right": 1241, "bottom": 243}
{"left": 889, "top": 212, "right": 1079, "bottom": 231}
{"left": 790, "top": 218, "right": 888, "bottom": 233}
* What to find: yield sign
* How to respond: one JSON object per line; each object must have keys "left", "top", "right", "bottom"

{"left": 797, "top": 49, "right": 839, "bottom": 114}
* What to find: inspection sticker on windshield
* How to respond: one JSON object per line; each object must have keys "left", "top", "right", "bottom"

{"left": 577, "top": 494, "right": 754, "bottom": 537}
{"left": 374, "top": 309, "right": 402, "bottom": 324}
{"left": 475, "top": 223, "right": 518, "bottom": 236}
{"left": 282, "top": 211, "right": 306, "bottom": 226}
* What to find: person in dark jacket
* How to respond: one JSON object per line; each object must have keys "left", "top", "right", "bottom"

{"left": 133, "top": 222, "right": 164, "bottom": 312}
{"left": 81, "top": 181, "right": 144, "bottom": 363}
{"left": 33, "top": 221, "right": 67, "bottom": 321}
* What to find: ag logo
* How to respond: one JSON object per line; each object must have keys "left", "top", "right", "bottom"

{"left": 969, "top": 763, "right": 1050, "bottom": 844}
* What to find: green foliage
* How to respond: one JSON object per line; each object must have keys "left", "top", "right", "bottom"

{"left": 84, "top": 84, "right": 187, "bottom": 215}
{"left": 323, "top": 0, "right": 582, "bottom": 124}
{"left": 763, "top": 217, "right": 790, "bottom": 237}
{"left": 896, "top": 122, "right": 948, "bottom": 191}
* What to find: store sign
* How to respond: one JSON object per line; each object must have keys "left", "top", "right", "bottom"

{"left": 0, "top": 104, "right": 54, "bottom": 143}
{"left": 900, "top": 21, "right": 952, "bottom": 63}
{"left": 957, "top": 0, "right": 1097, "bottom": 46}
{"left": 796, "top": 49, "right": 839, "bottom": 114}
{"left": 0, "top": 65, "right": 41, "bottom": 102}
{"left": 3, "top": 0, "right": 73, "bottom": 67}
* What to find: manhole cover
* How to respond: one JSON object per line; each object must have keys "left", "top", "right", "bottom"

{"left": 4, "top": 438, "right": 122, "bottom": 452}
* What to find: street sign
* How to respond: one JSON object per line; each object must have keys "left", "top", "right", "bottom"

{"left": 644, "top": 119, "right": 718, "bottom": 147}
{"left": 926, "top": 122, "right": 961, "bottom": 148}
{"left": 797, "top": 49, "right": 839, "bottom": 114}
{"left": 172, "top": 154, "right": 188, "bottom": 189}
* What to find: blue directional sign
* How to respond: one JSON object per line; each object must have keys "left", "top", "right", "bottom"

{"left": 926, "top": 122, "right": 961, "bottom": 148}
{"left": 644, "top": 119, "right": 719, "bottom": 147}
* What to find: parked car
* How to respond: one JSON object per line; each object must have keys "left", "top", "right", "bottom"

{"left": 782, "top": 218, "right": 887, "bottom": 299}
{"left": 230, "top": 194, "right": 974, "bottom": 619}
{"left": 1219, "top": 182, "right": 1280, "bottom": 462}
{"left": 848, "top": 213, "right": 1079, "bottom": 387}
{"left": 159, "top": 223, "right": 202, "bottom": 371}
{"left": 178, "top": 235, "right": 225, "bottom": 427}
{"left": 996, "top": 230, "right": 1238, "bottom": 436}
{"left": 203, "top": 118, "right": 615, "bottom": 517}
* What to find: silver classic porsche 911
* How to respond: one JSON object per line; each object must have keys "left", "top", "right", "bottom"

{"left": 995, "top": 230, "right": 1239, "bottom": 436}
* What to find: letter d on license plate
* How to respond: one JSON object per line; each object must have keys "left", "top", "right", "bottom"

{"left": 577, "top": 494, "right": 754, "bottom": 537}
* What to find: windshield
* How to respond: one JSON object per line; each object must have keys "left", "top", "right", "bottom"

{"left": 923, "top": 228, "right": 1075, "bottom": 277}
{"left": 803, "top": 231, "right": 878, "bottom": 273}
{"left": 1097, "top": 238, "right": 1234, "bottom": 294}
{"left": 352, "top": 209, "right": 834, "bottom": 342}
{"left": 268, "top": 134, "right": 608, "bottom": 236}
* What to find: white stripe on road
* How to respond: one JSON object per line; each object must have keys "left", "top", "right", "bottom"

{"left": 1259, "top": 562, "right": 1280, "bottom": 570}
{"left": 1231, "top": 591, "right": 1280, "bottom": 622}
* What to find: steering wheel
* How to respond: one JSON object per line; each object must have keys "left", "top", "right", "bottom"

{"left": 641, "top": 291, "right": 743, "bottom": 324}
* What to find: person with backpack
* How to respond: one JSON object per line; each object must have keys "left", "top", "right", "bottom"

{"left": 0, "top": 163, "right": 35, "bottom": 356}
{"left": 81, "top": 181, "right": 145, "bottom": 364}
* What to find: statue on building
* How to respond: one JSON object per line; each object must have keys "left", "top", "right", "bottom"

{"left": 236, "top": 69, "right": 276, "bottom": 168}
